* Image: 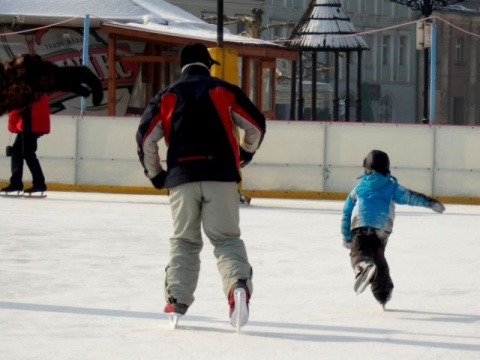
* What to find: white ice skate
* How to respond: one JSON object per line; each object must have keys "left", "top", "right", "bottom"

{"left": 230, "top": 288, "right": 249, "bottom": 333}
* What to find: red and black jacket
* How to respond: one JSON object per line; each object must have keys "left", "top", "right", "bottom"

{"left": 136, "top": 65, "right": 266, "bottom": 189}
{"left": 8, "top": 95, "right": 50, "bottom": 134}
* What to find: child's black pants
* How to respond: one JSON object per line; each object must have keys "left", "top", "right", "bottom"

{"left": 350, "top": 227, "right": 394, "bottom": 303}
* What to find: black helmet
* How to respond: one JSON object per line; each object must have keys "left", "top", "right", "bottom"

{"left": 179, "top": 42, "right": 220, "bottom": 69}
{"left": 363, "top": 150, "right": 390, "bottom": 176}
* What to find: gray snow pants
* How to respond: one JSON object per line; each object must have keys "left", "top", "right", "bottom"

{"left": 164, "top": 181, "right": 253, "bottom": 306}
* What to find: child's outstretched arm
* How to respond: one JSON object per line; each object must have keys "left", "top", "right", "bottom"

{"left": 394, "top": 184, "right": 445, "bottom": 213}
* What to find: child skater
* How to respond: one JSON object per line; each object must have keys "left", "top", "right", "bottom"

{"left": 341, "top": 150, "right": 445, "bottom": 308}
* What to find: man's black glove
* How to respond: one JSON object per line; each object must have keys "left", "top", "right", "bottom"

{"left": 150, "top": 170, "right": 167, "bottom": 190}
{"left": 240, "top": 147, "right": 254, "bottom": 168}
{"left": 428, "top": 198, "right": 445, "bottom": 213}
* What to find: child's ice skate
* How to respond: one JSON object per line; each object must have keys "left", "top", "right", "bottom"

{"left": 354, "top": 261, "right": 377, "bottom": 294}
{"left": 373, "top": 289, "right": 393, "bottom": 310}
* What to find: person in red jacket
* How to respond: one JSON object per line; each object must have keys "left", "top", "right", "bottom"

{"left": 1, "top": 95, "right": 50, "bottom": 195}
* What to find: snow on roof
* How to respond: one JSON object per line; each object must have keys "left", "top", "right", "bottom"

{"left": 286, "top": 0, "right": 368, "bottom": 51}
{"left": 0, "top": 0, "right": 207, "bottom": 27}
{"left": 0, "top": 0, "right": 290, "bottom": 50}
{"left": 112, "top": 21, "right": 286, "bottom": 48}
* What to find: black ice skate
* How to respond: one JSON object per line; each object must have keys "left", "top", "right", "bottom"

{"left": 373, "top": 290, "right": 393, "bottom": 310}
{"left": 23, "top": 185, "right": 47, "bottom": 198}
{"left": 0, "top": 183, "right": 23, "bottom": 196}
{"left": 228, "top": 280, "right": 250, "bottom": 333}
{"left": 354, "top": 261, "right": 377, "bottom": 294}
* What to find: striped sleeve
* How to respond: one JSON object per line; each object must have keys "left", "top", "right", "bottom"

{"left": 230, "top": 88, "right": 266, "bottom": 154}
{"left": 136, "top": 93, "right": 174, "bottom": 179}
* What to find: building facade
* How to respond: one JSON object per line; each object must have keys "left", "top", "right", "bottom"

{"left": 433, "top": 2, "right": 480, "bottom": 125}
{"left": 338, "top": 0, "right": 417, "bottom": 123}
{"left": 165, "top": 1, "right": 480, "bottom": 124}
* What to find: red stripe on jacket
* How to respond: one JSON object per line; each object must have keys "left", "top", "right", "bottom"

{"left": 209, "top": 88, "right": 240, "bottom": 167}
{"left": 143, "top": 93, "right": 176, "bottom": 147}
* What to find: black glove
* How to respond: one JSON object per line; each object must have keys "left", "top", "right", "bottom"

{"left": 428, "top": 198, "right": 445, "bottom": 213}
{"left": 342, "top": 239, "right": 352, "bottom": 249}
{"left": 240, "top": 147, "right": 254, "bottom": 168}
{"left": 150, "top": 170, "right": 167, "bottom": 190}
{"left": 52, "top": 65, "right": 104, "bottom": 106}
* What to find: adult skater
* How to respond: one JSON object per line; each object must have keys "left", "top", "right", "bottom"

{"left": 1, "top": 95, "right": 50, "bottom": 196}
{"left": 136, "top": 43, "right": 266, "bottom": 329}
{"left": 341, "top": 150, "right": 445, "bottom": 308}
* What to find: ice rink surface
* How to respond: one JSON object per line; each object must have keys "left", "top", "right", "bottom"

{"left": 1, "top": 191, "right": 479, "bottom": 360}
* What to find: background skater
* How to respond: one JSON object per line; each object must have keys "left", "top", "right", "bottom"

{"left": 1, "top": 95, "right": 50, "bottom": 196}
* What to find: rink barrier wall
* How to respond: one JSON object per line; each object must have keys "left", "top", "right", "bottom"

{"left": 1, "top": 115, "right": 479, "bottom": 204}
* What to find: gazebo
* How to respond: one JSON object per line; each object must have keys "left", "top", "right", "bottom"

{"left": 286, "top": 0, "right": 369, "bottom": 121}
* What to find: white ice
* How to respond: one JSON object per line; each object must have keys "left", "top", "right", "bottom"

{"left": 1, "top": 191, "right": 479, "bottom": 359}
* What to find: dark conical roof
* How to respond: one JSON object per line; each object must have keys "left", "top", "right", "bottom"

{"left": 287, "top": 0, "right": 368, "bottom": 51}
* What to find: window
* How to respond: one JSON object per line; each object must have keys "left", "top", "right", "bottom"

{"left": 382, "top": 35, "right": 391, "bottom": 66}
{"left": 235, "top": 14, "right": 248, "bottom": 36}
{"left": 271, "top": 20, "right": 286, "bottom": 39}
{"left": 453, "top": 97, "right": 464, "bottom": 124}
{"left": 364, "top": 35, "right": 374, "bottom": 65}
{"left": 363, "top": 34, "right": 376, "bottom": 82}
{"left": 261, "top": 67, "right": 274, "bottom": 112}
{"left": 477, "top": 98, "right": 480, "bottom": 125}
{"left": 344, "top": 0, "right": 359, "bottom": 12}
{"left": 381, "top": 1, "right": 393, "bottom": 16}
{"left": 398, "top": 35, "right": 408, "bottom": 66}
{"left": 249, "top": 59, "right": 258, "bottom": 105}
{"left": 455, "top": 37, "right": 464, "bottom": 64}
{"left": 293, "top": 0, "right": 303, "bottom": 8}
{"left": 378, "top": 95, "right": 393, "bottom": 122}
{"left": 365, "top": 0, "right": 378, "bottom": 14}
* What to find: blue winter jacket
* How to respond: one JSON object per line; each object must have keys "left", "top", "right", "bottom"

{"left": 341, "top": 172, "right": 431, "bottom": 240}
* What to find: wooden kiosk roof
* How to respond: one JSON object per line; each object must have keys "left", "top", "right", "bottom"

{"left": 101, "top": 22, "right": 298, "bottom": 116}
{"left": 102, "top": 22, "right": 298, "bottom": 60}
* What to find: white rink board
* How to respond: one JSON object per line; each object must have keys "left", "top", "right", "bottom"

{"left": 253, "top": 121, "right": 325, "bottom": 165}
{"left": 242, "top": 164, "right": 324, "bottom": 192}
{"left": 324, "top": 122, "right": 434, "bottom": 168}
{"left": 1, "top": 115, "right": 480, "bottom": 198}
{"left": 434, "top": 126, "right": 480, "bottom": 170}
{"left": 434, "top": 125, "right": 480, "bottom": 197}
{"left": 323, "top": 122, "right": 434, "bottom": 194}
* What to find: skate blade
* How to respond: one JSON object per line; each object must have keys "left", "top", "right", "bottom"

{"left": 230, "top": 288, "right": 249, "bottom": 332}
{"left": 23, "top": 193, "right": 47, "bottom": 198}
{"left": 354, "top": 264, "right": 377, "bottom": 294}
{"left": 0, "top": 193, "right": 23, "bottom": 197}
{"left": 167, "top": 313, "right": 183, "bottom": 329}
